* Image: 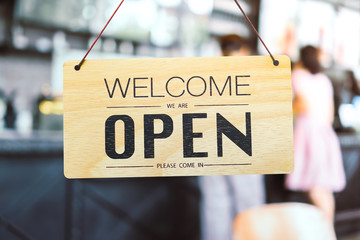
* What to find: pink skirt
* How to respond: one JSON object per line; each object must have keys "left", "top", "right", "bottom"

{"left": 285, "top": 116, "right": 346, "bottom": 192}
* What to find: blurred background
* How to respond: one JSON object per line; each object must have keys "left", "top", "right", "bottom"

{"left": 0, "top": 0, "right": 359, "bottom": 239}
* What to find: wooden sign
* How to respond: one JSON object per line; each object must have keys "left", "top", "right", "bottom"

{"left": 63, "top": 55, "right": 293, "bottom": 178}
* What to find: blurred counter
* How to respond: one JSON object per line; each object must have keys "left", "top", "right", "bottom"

{"left": 339, "top": 133, "right": 360, "bottom": 148}
{"left": 1, "top": 130, "right": 360, "bottom": 239}
{"left": 0, "top": 130, "right": 63, "bottom": 155}
{"left": 0, "top": 130, "right": 200, "bottom": 240}
{"left": 2, "top": 129, "right": 358, "bottom": 155}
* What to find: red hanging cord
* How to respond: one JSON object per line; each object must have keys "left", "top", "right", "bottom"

{"left": 75, "top": 0, "right": 125, "bottom": 70}
{"left": 233, "top": 0, "right": 278, "bottom": 66}
{"left": 75, "top": 0, "right": 278, "bottom": 71}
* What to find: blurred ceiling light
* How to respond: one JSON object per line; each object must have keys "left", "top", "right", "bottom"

{"left": 186, "top": 0, "right": 214, "bottom": 15}
{"left": 119, "top": 41, "right": 134, "bottom": 54}
{"left": 103, "top": 0, "right": 157, "bottom": 39}
{"left": 138, "top": 0, "right": 158, "bottom": 29}
{"left": 83, "top": 5, "right": 97, "bottom": 20}
{"left": 103, "top": 38, "right": 117, "bottom": 52}
{"left": 53, "top": 31, "right": 69, "bottom": 50}
{"left": 209, "top": 18, "right": 250, "bottom": 36}
{"left": 35, "top": 38, "right": 52, "bottom": 53}
{"left": 88, "top": 36, "right": 102, "bottom": 51}
{"left": 150, "top": 10, "right": 179, "bottom": 47}
{"left": 156, "top": 0, "right": 182, "bottom": 8}
{"left": 213, "top": 0, "right": 250, "bottom": 15}
{"left": 339, "top": 104, "right": 357, "bottom": 128}
{"left": 12, "top": 27, "right": 29, "bottom": 50}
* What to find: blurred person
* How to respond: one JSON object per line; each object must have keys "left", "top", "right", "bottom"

{"left": 200, "top": 34, "right": 265, "bottom": 240}
{"left": 286, "top": 45, "right": 346, "bottom": 222}
{"left": 4, "top": 91, "right": 16, "bottom": 129}
{"left": 344, "top": 70, "right": 360, "bottom": 99}
{"left": 340, "top": 70, "right": 360, "bottom": 106}
{"left": 333, "top": 69, "right": 360, "bottom": 132}
{"left": 0, "top": 89, "right": 6, "bottom": 129}
{"left": 218, "top": 34, "right": 251, "bottom": 57}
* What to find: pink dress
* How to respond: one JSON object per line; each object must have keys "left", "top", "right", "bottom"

{"left": 285, "top": 69, "right": 346, "bottom": 192}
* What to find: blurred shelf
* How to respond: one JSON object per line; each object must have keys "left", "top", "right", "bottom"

{"left": 0, "top": 45, "right": 52, "bottom": 58}
{"left": 339, "top": 134, "right": 360, "bottom": 148}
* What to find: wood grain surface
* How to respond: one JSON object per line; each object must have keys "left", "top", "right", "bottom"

{"left": 63, "top": 55, "right": 293, "bottom": 178}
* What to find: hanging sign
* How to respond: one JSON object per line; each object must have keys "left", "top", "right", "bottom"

{"left": 63, "top": 55, "right": 293, "bottom": 178}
